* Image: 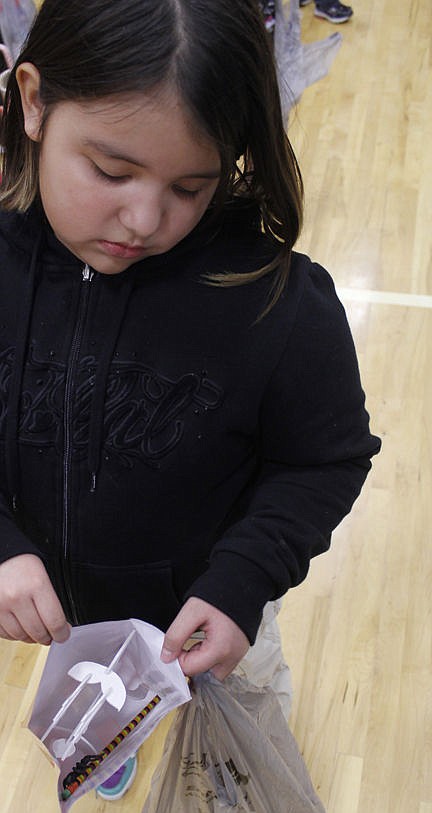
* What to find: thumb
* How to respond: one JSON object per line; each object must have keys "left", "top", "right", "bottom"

{"left": 34, "top": 573, "right": 71, "bottom": 644}
{"left": 160, "top": 602, "right": 202, "bottom": 663}
{"left": 160, "top": 626, "right": 187, "bottom": 664}
{"left": 160, "top": 634, "right": 182, "bottom": 664}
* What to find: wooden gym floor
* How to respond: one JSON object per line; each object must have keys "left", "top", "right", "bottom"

{"left": 0, "top": 0, "right": 431, "bottom": 810}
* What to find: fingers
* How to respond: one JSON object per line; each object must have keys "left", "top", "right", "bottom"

{"left": 0, "top": 554, "right": 70, "bottom": 645}
{"left": 161, "top": 596, "right": 250, "bottom": 681}
{"left": 177, "top": 645, "right": 237, "bottom": 682}
{"left": 0, "top": 605, "right": 52, "bottom": 645}
{"left": 33, "top": 587, "right": 71, "bottom": 643}
{"left": 177, "top": 634, "right": 248, "bottom": 681}
{"left": 0, "top": 621, "right": 34, "bottom": 644}
{"left": 0, "top": 596, "right": 68, "bottom": 645}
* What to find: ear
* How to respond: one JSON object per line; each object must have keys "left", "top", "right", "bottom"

{"left": 16, "top": 62, "right": 44, "bottom": 141}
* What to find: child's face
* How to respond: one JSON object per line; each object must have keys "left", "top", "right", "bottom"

{"left": 30, "top": 88, "right": 221, "bottom": 274}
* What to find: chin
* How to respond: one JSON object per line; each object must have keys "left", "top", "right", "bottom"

{"left": 95, "top": 264, "right": 132, "bottom": 275}
{"left": 84, "top": 255, "right": 137, "bottom": 275}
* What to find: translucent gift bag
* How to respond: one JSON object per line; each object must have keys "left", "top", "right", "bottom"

{"left": 27, "top": 618, "right": 191, "bottom": 811}
{"left": 232, "top": 599, "right": 293, "bottom": 720}
{"left": 143, "top": 671, "right": 326, "bottom": 813}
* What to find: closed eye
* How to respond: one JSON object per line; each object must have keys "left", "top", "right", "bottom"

{"left": 92, "top": 163, "right": 129, "bottom": 184}
{"left": 172, "top": 185, "right": 201, "bottom": 199}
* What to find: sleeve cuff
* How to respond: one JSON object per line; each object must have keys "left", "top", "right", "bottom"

{"left": 184, "top": 552, "right": 277, "bottom": 644}
{"left": 0, "top": 521, "right": 43, "bottom": 567}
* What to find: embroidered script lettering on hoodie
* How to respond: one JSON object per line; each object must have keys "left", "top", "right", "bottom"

{"left": 0, "top": 346, "right": 224, "bottom": 467}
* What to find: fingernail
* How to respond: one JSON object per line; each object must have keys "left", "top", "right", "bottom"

{"left": 160, "top": 647, "right": 175, "bottom": 663}
{"left": 53, "top": 626, "right": 71, "bottom": 644}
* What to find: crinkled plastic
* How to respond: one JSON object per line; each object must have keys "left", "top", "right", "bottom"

{"left": 0, "top": 0, "right": 36, "bottom": 63}
{"left": 27, "top": 618, "right": 190, "bottom": 810}
{"left": 143, "top": 671, "right": 326, "bottom": 813}
{"left": 274, "top": 0, "right": 342, "bottom": 119}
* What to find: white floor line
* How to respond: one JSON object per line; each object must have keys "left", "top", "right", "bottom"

{"left": 336, "top": 287, "right": 432, "bottom": 309}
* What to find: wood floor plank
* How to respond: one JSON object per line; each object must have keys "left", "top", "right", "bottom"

{"left": 328, "top": 754, "right": 363, "bottom": 813}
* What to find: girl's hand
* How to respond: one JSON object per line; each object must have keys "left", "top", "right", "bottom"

{"left": 0, "top": 554, "right": 71, "bottom": 645}
{"left": 160, "top": 596, "right": 249, "bottom": 681}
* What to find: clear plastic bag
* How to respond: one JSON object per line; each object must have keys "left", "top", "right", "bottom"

{"left": 143, "top": 671, "right": 326, "bottom": 813}
{"left": 27, "top": 619, "right": 191, "bottom": 811}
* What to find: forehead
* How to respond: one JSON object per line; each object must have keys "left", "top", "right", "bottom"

{"left": 75, "top": 88, "right": 195, "bottom": 131}
{"left": 47, "top": 89, "right": 221, "bottom": 173}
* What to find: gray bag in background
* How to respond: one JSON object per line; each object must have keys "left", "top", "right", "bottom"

{"left": 0, "top": 0, "right": 36, "bottom": 63}
{"left": 143, "top": 671, "right": 326, "bottom": 813}
{"left": 274, "top": 0, "right": 342, "bottom": 120}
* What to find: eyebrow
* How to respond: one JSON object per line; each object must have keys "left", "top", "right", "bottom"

{"left": 83, "top": 139, "right": 221, "bottom": 179}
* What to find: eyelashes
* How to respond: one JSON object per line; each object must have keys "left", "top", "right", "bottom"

{"left": 91, "top": 163, "right": 201, "bottom": 198}
{"left": 171, "top": 185, "right": 200, "bottom": 199}
{"left": 92, "top": 164, "right": 129, "bottom": 184}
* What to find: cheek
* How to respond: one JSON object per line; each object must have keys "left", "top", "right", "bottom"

{"left": 172, "top": 205, "right": 207, "bottom": 242}
{"left": 179, "top": 190, "right": 216, "bottom": 233}
{"left": 40, "top": 151, "right": 109, "bottom": 220}
{"left": 61, "top": 182, "right": 115, "bottom": 231}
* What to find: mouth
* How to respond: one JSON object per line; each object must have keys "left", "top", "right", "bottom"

{"left": 99, "top": 240, "right": 146, "bottom": 260}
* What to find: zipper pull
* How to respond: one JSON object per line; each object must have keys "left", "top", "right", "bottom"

{"left": 82, "top": 264, "right": 94, "bottom": 282}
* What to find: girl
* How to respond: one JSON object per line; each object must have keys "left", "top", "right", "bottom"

{"left": 0, "top": 0, "right": 379, "bottom": 804}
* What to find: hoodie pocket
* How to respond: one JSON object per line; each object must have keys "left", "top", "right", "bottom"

{"left": 69, "top": 559, "right": 183, "bottom": 632}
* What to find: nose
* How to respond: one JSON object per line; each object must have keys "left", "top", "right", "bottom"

{"left": 118, "top": 187, "right": 163, "bottom": 240}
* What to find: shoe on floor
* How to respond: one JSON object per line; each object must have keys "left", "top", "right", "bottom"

{"left": 314, "top": 1, "right": 353, "bottom": 22}
{"left": 96, "top": 755, "right": 137, "bottom": 801}
{"left": 259, "top": 0, "right": 276, "bottom": 32}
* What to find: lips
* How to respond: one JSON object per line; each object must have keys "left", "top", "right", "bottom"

{"left": 99, "top": 240, "right": 146, "bottom": 260}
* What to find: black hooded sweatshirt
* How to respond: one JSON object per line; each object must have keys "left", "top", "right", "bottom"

{"left": 0, "top": 201, "right": 380, "bottom": 643}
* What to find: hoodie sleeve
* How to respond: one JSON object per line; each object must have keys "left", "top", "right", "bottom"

{"left": 0, "top": 492, "right": 43, "bottom": 565}
{"left": 186, "top": 261, "right": 381, "bottom": 643}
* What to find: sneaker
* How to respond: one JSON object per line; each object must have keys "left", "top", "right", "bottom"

{"left": 299, "top": 0, "right": 313, "bottom": 6}
{"left": 259, "top": 0, "right": 276, "bottom": 33}
{"left": 96, "top": 755, "right": 137, "bottom": 801}
{"left": 314, "top": 1, "right": 353, "bottom": 22}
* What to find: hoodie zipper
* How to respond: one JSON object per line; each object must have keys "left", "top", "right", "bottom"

{"left": 61, "top": 264, "right": 94, "bottom": 624}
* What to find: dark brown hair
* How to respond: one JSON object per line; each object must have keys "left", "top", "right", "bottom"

{"left": 0, "top": 0, "right": 303, "bottom": 312}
